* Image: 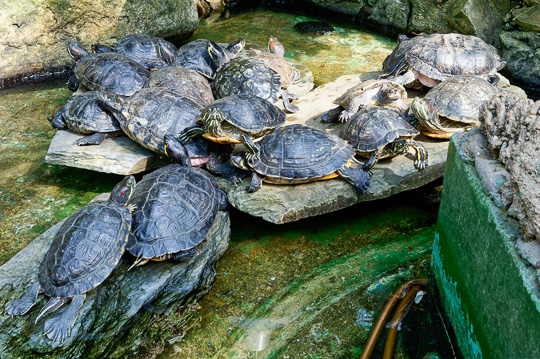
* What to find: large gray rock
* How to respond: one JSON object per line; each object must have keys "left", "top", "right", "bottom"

{"left": 0, "top": 0, "right": 199, "bottom": 87}
{"left": 500, "top": 30, "right": 540, "bottom": 88}
{"left": 0, "top": 202, "right": 230, "bottom": 358}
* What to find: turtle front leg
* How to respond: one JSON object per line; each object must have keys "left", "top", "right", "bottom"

{"left": 409, "top": 139, "right": 428, "bottom": 170}
{"left": 249, "top": 172, "right": 263, "bottom": 193}
{"left": 173, "top": 248, "right": 198, "bottom": 261}
{"left": 337, "top": 161, "right": 370, "bottom": 193}
{"left": 340, "top": 94, "right": 369, "bottom": 122}
{"left": 362, "top": 148, "right": 384, "bottom": 173}
{"left": 281, "top": 90, "right": 299, "bottom": 113}
{"left": 77, "top": 132, "right": 108, "bottom": 146}
{"left": 4, "top": 282, "right": 42, "bottom": 316}
{"left": 240, "top": 133, "right": 260, "bottom": 163}
{"left": 43, "top": 294, "right": 85, "bottom": 343}
{"left": 178, "top": 126, "right": 206, "bottom": 144}
{"left": 205, "top": 156, "right": 248, "bottom": 186}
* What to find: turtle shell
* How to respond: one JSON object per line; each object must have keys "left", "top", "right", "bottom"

{"left": 61, "top": 91, "right": 121, "bottom": 134}
{"left": 423, "top": 76, "right": 498, "bottom": 124}
{"left": 39, "top": 202, "right": 132, "bottom": 298}
{"left": 144, "top": 66, "right": 214, "bottom": 107}
{"left": 74, "top": 53, "right": 150, "bottom": 96}
{"left": 212, "top": 57, "right": 282, "bottom": 104}
{"left": 176, "top": 39, "right": 233, "bottom": 79}
{"left": 381, "top": 34, "right": 427, "bottom": 75}
{"left": 253, "top": 52, "right": 299, "bottom": 88}
{"left": 113, "top": 34, "right": 178, "bottom": 70}
{"left": 339, "top": 106, "right": 418, "bottom": 153}
{"left": 202, "top": 94, "right": 286, "bottom": 135}
{"left": 117, "top": 88, "right": 204, "bottom": 154}
{"left": 249, "top": 124, "right": 355, "bottom": 182}
{"left": 126, "top": 165, "right": 220, "bottom": 260}
{"left": 405, "top": 33, "right": 503, "bottom": 81}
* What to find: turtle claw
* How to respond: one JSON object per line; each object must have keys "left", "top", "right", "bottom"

{"left": 339, "top": 110, "right": 354, "bottom": 122}
{"left": 44, "top": 316, "right": 71, "bottom": 343}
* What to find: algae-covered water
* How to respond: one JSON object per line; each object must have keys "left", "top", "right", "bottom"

{"left": 0, "top": 8, "right": 448, "bottom": 358}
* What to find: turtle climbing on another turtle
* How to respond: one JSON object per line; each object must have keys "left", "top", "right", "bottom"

{"left": 253, "top": 36, "right": 300, "bottom": 90}
{"left": 4, "top": 176, "right": 136, "bottom": 342}
{"left": 409, "top": 76, "right": 499, "bottom": 139}
{"left": 49, "top": 91, "right": 123, "bottom": 145}
{"left": 338, "top": 106, "right": 428, "bottom": 172}
{"left": 230, "top": 124, "right": 371, "bottom": 193}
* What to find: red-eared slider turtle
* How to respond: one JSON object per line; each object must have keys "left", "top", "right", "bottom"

{"left": 381, "top": 33, "right": 505, "bottom": 88}
{"left": 339, "top": 106, "right": 428, "bottom": 172}
{"left": 91, "top": 34, "right": 178, "bottom": 71}
{"left": 4, "top": 176, "right": 136, "bottom": 342}
{"left": 99, "top": 88, "right": 204, "bottom": 154}
{"left": 230, "top": 124, "right": 371, "bottom": 193}
{"left": 321, "top": 78, "right": 410, "bottom": 123}
{"left": 212, "top": 56, "right": 299, "bottom": 113}
{"left": 253, "top": 36, "right": 300, "bottom": 89}
{"left": 66, "top": 41, "right": 150, "bottom": 96}
{"left": 50, "top": 91, "right": 122, "bottom": 145}
{"left": 126, "top": 144, "right": 227, "bottom": 267}
{"left": 179, "top": 93, "right": 286, "bottom": 151}
{"left": 144, "top": 66, "right": 214, "bottom": 107}
{"left": 293, "top": 21, "right": 335, "bottom": 36}
{"left": 176, "top": 38, "right": 245, "bottom": 79}
{"left": 410, "top": 75, "right": 499, "bottom": 139}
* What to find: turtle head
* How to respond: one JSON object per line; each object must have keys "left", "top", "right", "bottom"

{"left": 410, "top": 97, "right": 438, "bottom": 124}
{"left": 202, "top": 108, "right": 225, "bottom": 137}
{"left": 157, "top": 41, "right": 178, "bottom": 65}
{"left": 208, "top": 41, "right": 230, "bottom": 68}
{"left": 98, "top": 90, "right": 124, "bottom": 113}
{"left": 390, "top": 138, "right": 410, "bottom": 156}
{"left": 109, "top": 175, "right": 136, "bottom": 206}
{"left": 226, "top": 38, "right": 245, "bottom": 56}
{"left": 377, "top": 82, "right": 403, "bottom": 105}
{"left": 49, "top": 108, "right": 67, "bottom": 129}
{"left": 164, "top": 134, "right": 192, "bottom": 168}
{"left": 268, "top": 36, "right": 285, "bottom": 57}
{"left": 230, "top": 153, "right": 250, "bottom": 171}
{"left": 66, "top": 40, "right": 89, "bottom": 61}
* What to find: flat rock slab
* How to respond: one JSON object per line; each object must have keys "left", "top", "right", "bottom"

{"left": 0, "top": 204, "right": 230, "bottom": 359}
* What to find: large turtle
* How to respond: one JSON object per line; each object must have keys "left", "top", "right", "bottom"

{"left": 179, "top": 94, "right": 286, "bottom": 153}
{"left": 176, "top": 38, "right": 245, "bottom": 79}
{"left": 126, "top": 142, "right": 227, "bottom": 267}
{"left": 212, "top": 56, "right": 299, "bottom": 113}
{"left": 339, "top": 106, "right": 428, "bottom": 172}
{"left": 253, "top": 36, "right": 300, "bottom": 89}
{"left": 91, "top": 34, "right": 178, "bottom": 71}
{"left": 380, "top": 33, "right": 505, "bottom": 88}
{"left": 50, "top": 91, "right": 122, "bottom": 145}
{"left": 230, "top": 124, "right": 371, "bottom": 193}
{"left": 4, "top": 176, "right": 136, "bottom": 342}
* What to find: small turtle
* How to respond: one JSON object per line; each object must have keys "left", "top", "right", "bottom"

{"left": 179, "top": 94, "right": 285, "bottom": 153}
{"left": 321, "top": 78, "right": 410, "bottom": 123}
{"left": 409, "top": 75, "right": 499, "bottom": 139}
{"left": 253, "top": 36, "right": 300, "bottom": 89}
{"left": 4, "top": 176, "right": 136, "bottom": 342}
{"left": 126, "top": 142, "right": 227, "bottom": 267}
{"left": 294, "top": 21, "right": 335, "bottom": 36}
{"left": 50, "top": 91, "right": 122, "bottom": 145}
{"left": 339, "top": 106, "right": 428, "bottom": 172}
{"left": 66, "top": 41, "right": 150, "bottom": 96}
{"left": 91, "top": 34, "right": 178, "bottom": 71}
{"left": 212, "top": 57, "right": 298, "bottom": 113}
{"left": 99, "top": 88, "right": 204, "bottom": 154}
{"left": 380, "top": 33, "right": 505, "bottom": 88}
{"left": 176, "top": 38, "right": 245, "bottom": 79}
{"left": 230, "top": 124, "right": 371, "bottom": 193}
{"left": 144, "top": 66, "right": 214, "bottom": 107}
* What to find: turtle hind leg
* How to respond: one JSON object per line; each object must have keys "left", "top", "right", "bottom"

{"left": 178, "top": 126, "right": 206, "bottom": 144}
{"left": 249, "top": 172, "right": 263, "bottom": 193}
{"left": 35, "top": 297, "right": 68, "bottom": 324}
{"left": 337, "top": 164, "right": 370, "bottom": 193}
{"left": 320, "top": 107, "right": 342, "bottom": 123}
{"left": 281, "top": 90, "right": 299, "bottom": 113}
{"left": 76, "top": 132, "right": 108, "bottom": 146}
{"left": 4, "top": 282, "right": 42, "bottom": 316}
{"left": 409, "top": 139, "right": 428, "bottom": 170}
{"left": 43, "top": 294, "right": 85, "bottom": 343}
{"left": 173, "top": 248, "right": 198, "bottom": 261}
{"left": 362, "top": 148, "right": 384, "bottom": 173}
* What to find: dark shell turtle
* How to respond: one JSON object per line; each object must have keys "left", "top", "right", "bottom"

{"left": 126, "top": 163, "right": 227, "bottom": 266}
{"left": 4, "top": 176, "right": 136, "bottom": 342}
{"left": 99, "top": 88, "right": 204, "bottom": 154}
{"left": 253, "top": 36, "right": 300, "bottom": 88}
{"left": 293, "top": 21, "right": 335, "bottom": 36}
{"left": 339, "top": 106, "right": 428, "bottom": 171}
{"left": 144, "top": 66, "right": 214, "bottom": 107}
{"left": 212, "top": 56, "right": 298, "bottom": 113}
{"left": 179, "top": 93, "right": 286, "bottom": 151}
{"left": 50, "top": 91, "right": 122, "bottom": 145}
{"left": 230, "top": 124, "right": 370, "bottom": 193}
{"left": 410, "top": 75, "right": 499, "bottom": 139}
{"left": 176, "top": 38, "right": 245, "bottom": 79}
{"left": 66, "top": 41, "right": 150, "bottom": 96}
{"left": 92, "top": 34, "right": 178, "bottom": 71}
{"left": 380, "top": 33, "right": 505, "bottom": 88}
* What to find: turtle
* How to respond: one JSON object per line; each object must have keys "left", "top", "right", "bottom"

{"left": 176, "top": 38, "right": 245, "bottom": 79}
{"left": 293, "top": 21, "right": 335, "bottom": 36}
{"left": 230, "top": 124, "right": 371, "bottom": 193}
{"left": 338, "top": 106, "right": 428, "bottom": 172}
{"left": 178, "top": 94, "right": 286, "bottom": 153}
{"left": 409, "top": 75, "right": 499, "bottom": 139}
{"left": 380, "top": 33, "right": 505, "bottom": 88}
{"left": 144, "top": 66, "right": 214, "bottom": 107}
{"left": 4, "top": 175, "right": 136, "bottom": 342}
{"left": 49, "top": 91, "right": 122, "bottom": 145}
{"left": 380, "top": 34, "right": 428, "bottom": 89}
{"left": 91, "top": 34, "right": 178, "bottom": 71}
{"left": 99, "top": 88, "right": 204, "bottom": 154}
{"left": 66, "top": 41, "right": 150, "bottom": 96}
{"left": 212, "top": 56, "right": 299, "bottom": 113}
{"left": 320, "top": 77, "right": 411, "bottom": 123}
{"left": 126, "top": 142, "right": 227, "bottom": 267}
{"left": 253, "top": 36, "right": 300, "bottom": 89}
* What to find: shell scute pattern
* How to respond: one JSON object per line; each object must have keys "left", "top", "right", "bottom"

{"left": 114, "top": 34, "right": 178, "bottom": 70}
{"left": 63, "top": 92, "right": 120, "bottom": 134}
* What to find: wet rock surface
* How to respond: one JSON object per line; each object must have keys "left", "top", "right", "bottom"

{"left": 0, "top": 203, "right": 231, "bottom": 359}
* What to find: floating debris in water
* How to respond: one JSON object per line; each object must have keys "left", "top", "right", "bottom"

{"left": 294, "top": 21, "right": 335, "bottom": 36}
